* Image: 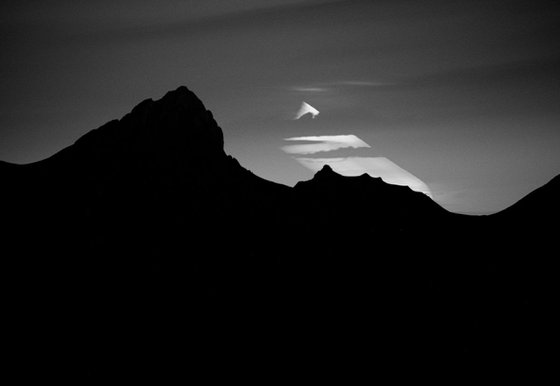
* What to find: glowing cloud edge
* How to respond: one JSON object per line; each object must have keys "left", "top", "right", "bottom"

{"left": 295, "top": 156, "right": 433, "bottom": 198}
{"left": 294, "top": 102, "right": 320, "bottom": 120}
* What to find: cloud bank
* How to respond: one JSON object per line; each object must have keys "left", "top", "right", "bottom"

{"left": 282, "top": 134, "right": 370, "bottom": 155}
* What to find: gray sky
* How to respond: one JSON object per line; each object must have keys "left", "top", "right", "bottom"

{"left": 1, "top": 0, "right": 559, "bottom": 213}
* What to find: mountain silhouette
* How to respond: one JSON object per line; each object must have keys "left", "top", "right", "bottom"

{"left": 497, "top": 174, "right": 560, "bottom": 221}
{"left": 1, "top": 86, "right": 557, "bottom": 380}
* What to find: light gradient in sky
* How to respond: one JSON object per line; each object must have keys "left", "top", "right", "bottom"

{"left": 1, "top": 0, "right": 559, "bottom": 213}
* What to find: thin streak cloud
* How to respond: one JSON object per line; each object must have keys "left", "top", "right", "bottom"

{"left": 290, "top": 87, "right": 329, "bottom": 93}
{"left": 282, "top": 135, "right": 370, "bottom": 155}
{"left": 289, "top": 80, "right": 389, "bottom": 94}
{"left": 335, "top": 81, "right": 388, "bottom": 87}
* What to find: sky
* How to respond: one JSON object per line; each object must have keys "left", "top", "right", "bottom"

{"left": 1, "top": 0, "right": 559, "bottom": 214}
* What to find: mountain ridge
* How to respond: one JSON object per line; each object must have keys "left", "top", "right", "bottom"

{"left": 1, "top": 86, "right": 557, "bottom": 380}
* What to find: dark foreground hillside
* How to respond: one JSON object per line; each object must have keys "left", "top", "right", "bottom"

{"left": 1, "top": 87, "right": 557, "bottom": 381}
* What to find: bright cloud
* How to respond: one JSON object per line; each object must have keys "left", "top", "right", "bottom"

{"left": 282, "top": 135, "right": 371, "bottom": 155}
{"left": 295, "top": 156, "right": 432, "bottom": 198}
{"left": 294, "top": 102, "right": 320, "bottom": 120}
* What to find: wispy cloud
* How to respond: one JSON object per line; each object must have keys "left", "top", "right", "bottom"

{"left": 335, "top": 80, "right": 388, "bottom": 87}
{"left": 295, "top": 156, "right": 432, "bottom": 197}
{"left": 282, "top": 134, "right": 370, "bottom": 154}
{"left": 290, "top": 87, "right": 329, "bottom": 93}
{"left": 289, "top": 80, "right": 390, "bottom": 93}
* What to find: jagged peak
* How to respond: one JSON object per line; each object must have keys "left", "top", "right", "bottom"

{"left": 159, "top": 85, "right": 205, "bottom": 108}
{"left": 35, "top": 86, "right": 225, "bottom": 168}
{"left": 124, "top": 86, "right": 206, "bottom": 120}
{"left": 74, "top": 85, "right": 222, "bottom": 148}
{"left": 314, "top": 164, "right": 341, "bottom": 179}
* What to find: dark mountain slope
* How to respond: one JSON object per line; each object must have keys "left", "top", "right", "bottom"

{"left": 494, "top": 174, "right": 560, "bottom": 222}
{"left": 1, "top": 87, "right": 294, "bottom": 379}
{"left": 1, "top": 86, "right": 557, "bottom": 380}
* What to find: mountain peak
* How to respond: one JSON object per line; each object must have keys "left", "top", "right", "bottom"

{"left": 127, "top": 86, "right": 201, "bottom": 115}
{"left": 160, "top": 85, "right": 203, "bottom": 107}
{"left": 61, "top": 86, "right": 225, "bottom": 166}
{"left": 315, "top": 164, "right": 340, "bottom": 179}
